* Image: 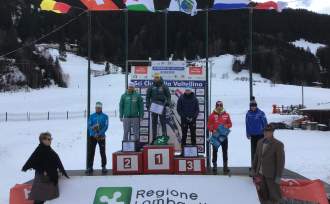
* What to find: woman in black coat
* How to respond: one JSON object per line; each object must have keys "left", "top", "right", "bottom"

{"left": 22, "top": 132, "right": 69, "bottom": 204}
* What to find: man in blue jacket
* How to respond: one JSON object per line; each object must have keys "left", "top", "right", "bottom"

{"left": 177, "top": 86, "right": 199, "bottom": 153}
{"left": 246, "top": 100, "right": 268, "bottom": 167}
{"left": 86, "top": 102, "right": 109, "bottom": 175}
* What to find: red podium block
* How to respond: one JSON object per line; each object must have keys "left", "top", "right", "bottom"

{"left": 112, "top": 151, "right": 143, "bottom": 175}
{"left": 174, "top": 157, "right": 206, "bottom": 174}
{"left": 143, "top": 145, "right": 175, "bottom": 174}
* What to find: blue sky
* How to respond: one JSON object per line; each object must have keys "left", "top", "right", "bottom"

{"left": 257, "top": 0, "right": 330, "bottom": 14}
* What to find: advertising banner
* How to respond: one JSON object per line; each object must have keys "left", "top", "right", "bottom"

{"left": 49, "top": 175, "right": 260, "bottom": 204}
{"left": 131, "top": 61, "right": 206, "bottom": 153}
{"left": 9, "top": 184, "right": 33, "bottom": 204}
{"left": 281, "top": 179, "right": 329, "bottom": 204}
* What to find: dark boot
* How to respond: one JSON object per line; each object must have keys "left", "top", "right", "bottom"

{"left": 102, "top": 166, "right": 108, "bottom": 174}
{"left": 85, "top": 167, "right": 93, "bottom": 175}
{"left": 212, "top": 162, "right": 217, "bottom": 174}
{"left": 223, "top": 161, "right": 230, "bottom": 174}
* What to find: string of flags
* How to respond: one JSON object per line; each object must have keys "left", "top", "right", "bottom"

{"left": 39, "top": 0, "right": 288, "bottom": 15}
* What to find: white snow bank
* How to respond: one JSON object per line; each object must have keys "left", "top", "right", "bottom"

{"left": 290, "top": 39, "right": 326, "bottom": 55}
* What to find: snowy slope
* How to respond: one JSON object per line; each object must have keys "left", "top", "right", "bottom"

{"left": 290, "top": 38, "right": 326, "bottom": 55}
{"left": 1, "top": 50, "right": 330, "bottom": 203}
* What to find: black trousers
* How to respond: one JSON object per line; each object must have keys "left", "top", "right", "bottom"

{"left": 212, "top": 138, "right": 228, "bottom": 164}
{"left": 87, "top": 137, "right": 107, "bottom": 168}
{"left": 251, "top": 135, "right": 264, "bottom": 165}
{"left": 151, "top": 112, "right": 167, "bottom": 141}
{"left": 181, "top": 118, "right": 196, "bottom": 149}
{"left": 34, "top": 201, "right": 44, "bottom": 204}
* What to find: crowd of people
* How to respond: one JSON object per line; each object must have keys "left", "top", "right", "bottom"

{"left": 21, "top": 74, "right": 285, "bottom": 204}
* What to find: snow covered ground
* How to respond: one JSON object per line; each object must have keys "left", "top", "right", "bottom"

{"left": 1, "top": 49, "right": 330, "bottom": 203}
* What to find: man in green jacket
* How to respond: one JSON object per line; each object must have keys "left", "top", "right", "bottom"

{"left": 146, "top": 73, "right": 171, "bottom": 143}
{"left": 119, "top": 82, "right": 144, "bottom": 141}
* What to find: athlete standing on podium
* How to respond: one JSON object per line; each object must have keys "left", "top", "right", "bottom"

{"left": 146, "top": 73, "right": 171, "bottom": 144}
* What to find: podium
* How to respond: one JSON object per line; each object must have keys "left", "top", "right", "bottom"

{"left": 174, "top": 157, "right": 206, "bottom": 174}
{"left": 112, "top": 151, "right": 143, "bottom": 175}
{"left": 143, "top": 145, "right": 175, "bottom": 174}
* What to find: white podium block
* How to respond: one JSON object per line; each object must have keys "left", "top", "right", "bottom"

{"left": 143, "top": 145, "right": 175, "bottom": 174}
{"left": 112, "top": 151, "right": 143, "bottom": 175}
{"left": 174, "top": 157, "right": 206, "bottom": 174}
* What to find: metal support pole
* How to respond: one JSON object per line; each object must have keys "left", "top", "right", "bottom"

{"left": 205, "top": 9, "right": 210, "bottom": 169}
{"left": 249, "top": 7, "right": 253, "bottom": 101}
{"left": 164, "top": 9, "right": 168, "bottom": 59}
{"left": 125, "top": 9, "right": 129, "bottom": 89}
{"left": 249, "top": 7, "right": 254, "bottom": 167}
{"left": 86, "top": 10, "right": 92, "bottom": 169}
{"left": 302, "top": 82, "right": 304, "bottom": 107}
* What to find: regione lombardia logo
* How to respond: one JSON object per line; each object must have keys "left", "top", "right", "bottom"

{"left": 94, "top": 187, "right": 132, "bottom": 204}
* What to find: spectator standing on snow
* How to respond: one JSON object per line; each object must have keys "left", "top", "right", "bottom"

{"left": 119, "top": 82, "right": 144, "bottom": 141}
{"left": 146, "top": 73, "right": 171, "bottom": 143}
{"left": 207, "top": 101, "right": 232, "bottom": 174}
{"left": 246, "top": 100, "right": 268, "bottom": 167}
{"left": 86, "top": 102, "right": 109, "bottom": 175}
{"left": 177, "top": 86, "right": 199, "bottom": 152}
{"left": 252, "top": 124, "right": 285, "bottom": 204}
{"left": 22, "top": 132, "right": 69, "bottom": 204}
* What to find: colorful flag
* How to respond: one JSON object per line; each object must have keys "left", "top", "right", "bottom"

{"left": 80, "top": 0, "right": 119, "bottom": 11}
{"left": 40, "top": 0, "right": 71, "bottom": 13}
{"left": 168, "top": 0, "right": 198, "bottom": 16}
{"left": 255, "top": 1, "right": 287, "bottom": 12}
{"left": 124, "top": 0, "right": 155, "bottom": 12}
{"left": 212, "top": 0, "right": 250, "bottom": 10}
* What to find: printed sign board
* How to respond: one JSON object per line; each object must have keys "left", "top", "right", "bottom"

{"left": 131, "top": 61, "right": 206, "bottom": 153}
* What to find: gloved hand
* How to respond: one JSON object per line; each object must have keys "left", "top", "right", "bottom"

{"left": 247, "top": 134, "right": 251, "bottom": 140}
{"left": 186, "top": 117, "right": 193, "bottom": 122}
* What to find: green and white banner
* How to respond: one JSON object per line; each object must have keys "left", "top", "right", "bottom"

{"left": 50, "top": 175, "right": 259, "bottom": 204}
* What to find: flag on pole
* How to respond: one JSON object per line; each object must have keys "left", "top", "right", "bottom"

{"left": 80, "top": 0, "right": 119, "bottom": 11}
{"left": 124, "top": 0, "right": 155, "bottom": 12}
{"left": 212, "top": 0, "right": 250, "bottom": 10}
{"left": 168, "top": 0, "right": 198, "bottom": 16}
{"left": 255, "top": 1, "right": 287, "bottom": 12}
{"left": 40, "top": 0, "right": 71, "bottom": 13}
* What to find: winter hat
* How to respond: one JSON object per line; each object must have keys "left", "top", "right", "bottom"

{"left": 185, "top": 86, "right": 193, "bottom": 92}
{"left": 215, "top": 101, "right": 223, "bottom": 108}
{"left": 250, "top": 96, "right": 257, "bottom": 107}
{"left": 128, "top": 82, "right": 135, "bottom": 88}
{"left": 95, "top": 101, "right": 103, "bottom": 108}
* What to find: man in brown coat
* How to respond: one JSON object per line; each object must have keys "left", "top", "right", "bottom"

{"left": 252, "top": 124, "right": 285, "bottom": 204}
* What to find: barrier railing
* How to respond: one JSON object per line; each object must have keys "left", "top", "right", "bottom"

{"left": 0, "top": 110, "right": 117, "bottom": 122}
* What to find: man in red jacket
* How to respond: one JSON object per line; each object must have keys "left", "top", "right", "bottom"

{"left": 207, "top": 101, "right": 232, "bottom": 174}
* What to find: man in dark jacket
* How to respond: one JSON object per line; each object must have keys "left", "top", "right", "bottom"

{"left": 246, "top": 100, "right": 268, "bottom": 166}
{"left": 177, "top": 86, "right": 199, "bottom": 151}
{"left": 252, "top": 124, "right": 285, "bottom": 204}
{"left": 146, "top": 73, "right": 171, "bottom": 143}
